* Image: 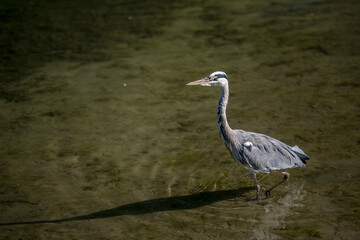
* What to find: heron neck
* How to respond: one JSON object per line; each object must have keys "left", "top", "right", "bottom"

{"left": 217, "top": 82, "right": 232, "bottom": 142}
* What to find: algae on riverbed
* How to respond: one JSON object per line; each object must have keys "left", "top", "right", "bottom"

{"left": 1, "top": 0, "right": 359, "bottom": 239}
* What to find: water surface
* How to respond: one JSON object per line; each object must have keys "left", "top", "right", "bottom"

{"left": 0, "top": 0, "right": 359, "bottom": 239}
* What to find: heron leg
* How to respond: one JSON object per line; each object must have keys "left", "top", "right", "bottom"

{"left": 250, "top": 172, "right": 261, "bottom": 200}
{"left": 265, "top": 171, "right": 290, "bottom": 197}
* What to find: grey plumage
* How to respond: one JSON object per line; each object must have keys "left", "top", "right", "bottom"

{"left": 187, "top": 71, "right": 309, "bottom": 198}
{"left": 229, "top": 130, "right": 307, "bottom": 173}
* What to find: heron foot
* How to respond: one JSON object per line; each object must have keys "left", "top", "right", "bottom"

{"left": 265, "top": 172, "right": 290, "bottom": 197}
{"left": 265, "top": 189, "right": 271, "bottom": 197}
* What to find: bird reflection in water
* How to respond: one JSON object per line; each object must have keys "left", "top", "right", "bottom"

{"left": 251, "top": 183, "right": 307, "bottom": 239}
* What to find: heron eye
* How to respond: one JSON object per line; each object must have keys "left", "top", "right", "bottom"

{"left": 213, "top": 77, "right": 218, "bottom": 81}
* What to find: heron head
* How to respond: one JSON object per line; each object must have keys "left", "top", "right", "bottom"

{"left": 187, "top": 71, "right": 228, "bottom": 87}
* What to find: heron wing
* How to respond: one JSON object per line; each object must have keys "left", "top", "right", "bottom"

{"left": 233, "top": 130, "right": 309, "bottom": 173}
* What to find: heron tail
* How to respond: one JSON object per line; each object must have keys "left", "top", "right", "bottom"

{"left": 291, "top": 145, "right": 310, "bottom": 164}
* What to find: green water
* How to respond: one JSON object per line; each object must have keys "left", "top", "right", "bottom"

{"left": 0, "top": 0, "right": 359, "bottom": 239}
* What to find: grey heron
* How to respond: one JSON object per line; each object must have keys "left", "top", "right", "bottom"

{"left": 187, "top": 71, "right": 309, "bottom": 199}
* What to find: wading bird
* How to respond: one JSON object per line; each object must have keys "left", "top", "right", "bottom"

{"left": 187, "top": 71, "right": 309, "bottom": 199}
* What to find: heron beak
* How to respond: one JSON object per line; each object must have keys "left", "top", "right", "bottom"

{"left": 186, "top": 77, "right": 210, "bottom": 86}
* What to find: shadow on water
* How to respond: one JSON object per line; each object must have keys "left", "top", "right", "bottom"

{"left": 0, "top": 187, "right": 254, "bottom": 226}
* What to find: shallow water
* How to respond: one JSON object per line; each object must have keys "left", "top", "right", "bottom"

{"left": 0, "top": 0, "right": 359, "bottom": 239}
